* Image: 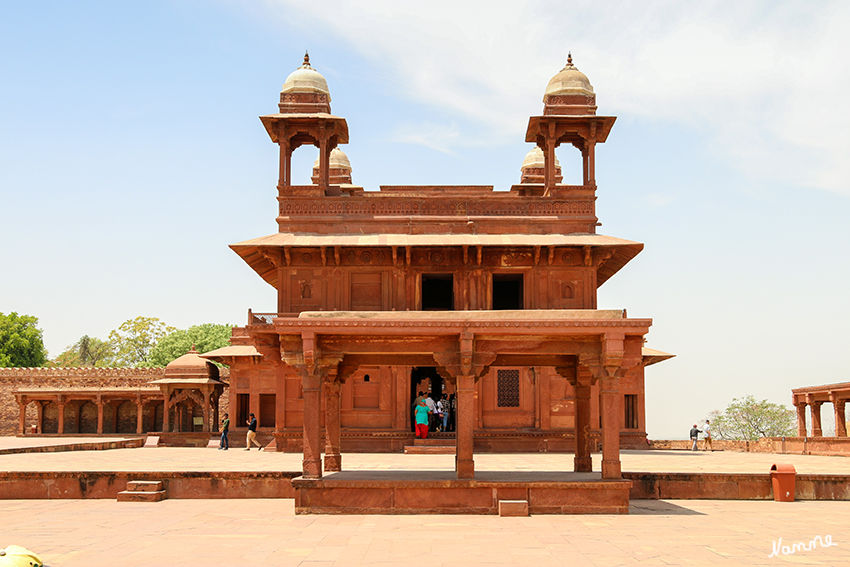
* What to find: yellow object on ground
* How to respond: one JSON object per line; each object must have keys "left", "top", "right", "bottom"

{"left": 0, "top": 546, "right": 42, "bottom": 567}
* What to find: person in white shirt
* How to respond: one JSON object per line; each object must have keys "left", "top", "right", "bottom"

{"left": 703, "top": 419, "right": 713, "bottom": 451}
{"left": 424, "top": 394, "right": 437, "bottom": 431}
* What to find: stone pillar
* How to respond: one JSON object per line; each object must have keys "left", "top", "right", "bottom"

{"left": 809, "top": 398, "right": 823, "bottom": 437}
{"left": 795, "top": 402, "right": 807, "bottom": 437}
{"left": 17, "top": 397, "right": 27, "bottom": 435}
{"left": 301, "top": 369, "right": 324, "bottom": 479}
{"left": 35, "top": 401, "right": 43, "bottom": 434}
{"left": 136, "top": 400, "right": 144, "bottom": 434}
{"left": 543, "top": 139, "right": 556, "bottom": 195}
{"left": 833, "top": 398, "right": 847, "bottom": 438}
{"left": 57, "top": 398, "right": 66, "bottom": 435}
{"left": 324, "top": 380, "right": 342, "bottom": 472}
{"left": 600, "top": 376, "right": 621, "bottom": 479}
{"left": 96, "top": 400, "right": 105, "bottom": 435}
{"left": 573, "top": 374, "right": 592, "bottom": 473}
{"left": 455, "top": 374, "right": 475, "bottom": 479}
{"left": 162, "top": 395, "right": 170, "bottom": 434}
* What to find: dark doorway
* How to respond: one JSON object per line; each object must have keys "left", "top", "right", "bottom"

{"left": 410, "top": 366, "right": 443, "bottom": 431}
{"left": 492, "top": 273, "right": 523, "bottom": 310}
{"left": 422, "top": 274, "right": 454, "bottom": 310}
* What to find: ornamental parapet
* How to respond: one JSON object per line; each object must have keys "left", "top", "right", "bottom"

{"left": 278, "top": 193, "right": 596, "bottom": 218}
{"left": 0, "top": 367, "right": 166, "bottom": 378}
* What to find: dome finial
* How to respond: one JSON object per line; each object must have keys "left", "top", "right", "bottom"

{"left": 567, "top": 52, "right": 573, "bottom": 66}
{"left": 303, "top": 50, "right": 311, "bottom": 67}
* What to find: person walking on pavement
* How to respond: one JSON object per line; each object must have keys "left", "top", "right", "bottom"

{"left": 703, "top": 419, "right": 713, "bottom": 451}
{"left": 689, "top": 424, "right": 702, "bottom": 451}
{"left": 245, "top": 413, "right": 263, "bottom": 451}
{"left": 219, "top": 413, "right": 230, "bottom": 450}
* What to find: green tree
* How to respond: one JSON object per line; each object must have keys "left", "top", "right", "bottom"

{"left": 108, "top": 317, "right": 175, "bottom": 367}
{"left": 709, "top": 395, "right": 796, "bottom": 440}
{"left": 0, "top": 312, "right": 48, "bottom": 367}
{"left": 53, "top": 335, "right": 115, "bottom": 367}
{"left": 147, "top": 323, "right": 233, "bottom": 367}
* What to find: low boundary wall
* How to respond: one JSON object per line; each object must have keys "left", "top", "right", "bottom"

{"left": 0, "top": 471, "right": 297, "bottom": 499}
{"left": 624, "top": 472, "right": 850, "bottom": 501}
{"left": 1, "top": 470, "right": 848, "bottom": 502}
{"left": 649, "top": 437, "right": 850, "bottom": 456}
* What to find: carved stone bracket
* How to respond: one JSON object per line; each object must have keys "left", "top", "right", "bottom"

{"left": 433, "top": 332, "right": 497, "bottom": 380}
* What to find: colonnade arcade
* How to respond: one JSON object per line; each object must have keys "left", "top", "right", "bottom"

{"left": 792, "top": 382, "right": 850, "bottom": 437}
{"left": 14, "top": 389, "right": 163, "bottom": 435}
{"left": 250, "top": 309, "right": 649, "bottom": 480}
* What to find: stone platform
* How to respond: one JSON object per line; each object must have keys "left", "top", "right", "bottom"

{"left": 292, "top": 470, "right": 631, "bottom": 514}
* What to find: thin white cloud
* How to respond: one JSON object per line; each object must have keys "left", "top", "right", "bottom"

{"left": 263, "top": 0, "right": 850, "bottom": 194}
{"left": 390, "top": 121, "right": 461, "bottom": 154}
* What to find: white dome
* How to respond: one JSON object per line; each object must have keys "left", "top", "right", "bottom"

{"left": 544, "top": 55, "right": 594, "bottom": 100}
{"left": 521, "top": 146, "right": 559, "bottom": 169}
{"left": 313, "top": 148, "right": 351, "bottom": 170}
{"left": 281, "top": 52, "right": 331, "bottom": 100}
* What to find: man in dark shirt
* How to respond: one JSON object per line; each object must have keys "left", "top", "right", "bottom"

{"left": 689, "top": 424, "right": 702, "bottom": 451}
{"left": 219, "top": 413, "right": 230, "bottom": 450}
{"left": 245, "top": 413, "right": 262, "bottom": 451}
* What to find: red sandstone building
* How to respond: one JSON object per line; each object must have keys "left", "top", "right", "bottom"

{"left": 202, "top": 53, "right": 672, "bottom": 488}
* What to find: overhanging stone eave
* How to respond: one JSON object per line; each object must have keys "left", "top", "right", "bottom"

{"left": 268, "top": 310, "right": 652, "bottom": 338}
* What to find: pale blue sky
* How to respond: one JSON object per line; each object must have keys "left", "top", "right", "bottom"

{"left": 2, "top": 1, "right": 849, "bottom": 439}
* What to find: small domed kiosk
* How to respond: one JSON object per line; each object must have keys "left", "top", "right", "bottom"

{"left": 520, "top": 146, "right": 562, "bottom": 185}
{"left": 260, "top": 52, "right": 349, "bottom": 196}
{"left": 151, "top": 347, "right": 226, "bottom": 434}
{"left": 525, "top": 53, "right": 616, "bottom": 194}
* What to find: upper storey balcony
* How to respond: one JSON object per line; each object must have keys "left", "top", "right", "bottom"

{"left": 276, "top": 183, "right": 599, "bottom": 236}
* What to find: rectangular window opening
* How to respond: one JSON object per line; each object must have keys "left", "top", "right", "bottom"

{"left": 624, "top": 394, "right": 638, "bottom": 429}
{"left": 492, "top": 274, "right": 524, "bottom": 310}
{"left": 422, "top": 274, "right": 454, "bottom": 310}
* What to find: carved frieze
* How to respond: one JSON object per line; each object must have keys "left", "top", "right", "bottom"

{"left": 279, "top": 199, "right": 594, "bottom": 217}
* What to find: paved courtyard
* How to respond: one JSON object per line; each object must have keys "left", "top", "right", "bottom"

{"left": 1, "top": 439, "right": 849, "bottom": 565}
{"left": 1, "top": 498, "right": 847, "bottom": 566}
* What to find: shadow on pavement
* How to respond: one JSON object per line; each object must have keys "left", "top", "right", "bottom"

{"left": 630, "top": 500, "right": 706, "bottom": 515}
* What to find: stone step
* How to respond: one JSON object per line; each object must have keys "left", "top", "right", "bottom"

{"left": 499, "top": 500, "right": 529, "bottom": 517}
{"left": 404, "top": 445, "right": 455, "bottom": 454}
{"left": 413, "top": 437, "right": 456, "bottom": 446}
{"left": 126, "top": 480, "right": 163, "bottom": 492}
{"left": 117, "top": 490, "right": 166, "bottom": 503}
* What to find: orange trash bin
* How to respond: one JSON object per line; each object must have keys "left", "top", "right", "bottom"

{"left": 770, "top": 463, "right": 796, "bottom": 502}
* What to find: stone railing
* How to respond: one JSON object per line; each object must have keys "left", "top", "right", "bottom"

{"left": 248, "top": 310, "right": 300, "bottom": 325}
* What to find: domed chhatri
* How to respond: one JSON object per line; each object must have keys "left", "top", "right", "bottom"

{"left": 278, "top": 52, "right": 332, "bottom": 114}
{"left": 313, "top": 147, "right": 351, "bottom": 171}
{"left": 543, "top": 53, "right": 597, "bottom": 116}
{"left": 520, "top": 146, "right": 562, "bottom": 185}
{"left": 312, "top": 148, "right": 353, "bottom": 186}
{"left": 164, "top": 346, "right": 220, "bottom": 380}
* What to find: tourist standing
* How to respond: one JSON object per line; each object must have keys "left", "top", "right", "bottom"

{"left": 219, "top": 413, "right": 230, "bottom": 450}
{"left": 689, "top": 424, "right": 702, "bottom": 451}
{"left": 703, "top": 419, "right": 713, "bottom": 451}
{"left": 245, "top": 413, "right": 262, "bottom": 451}
{"left": 412, "top": 391, "right": 425, "bottom": 432}
{"left": 424, "top": 393, "right": 437, "bottom": 431}
{"left": 414, "top": 399, "right": 430, "bottom": 439}
{"left": 438, "top": 394, "right": 449, "bottom": 431}
{"left": 449, "top": 394, "right": 457, "bottom": 432}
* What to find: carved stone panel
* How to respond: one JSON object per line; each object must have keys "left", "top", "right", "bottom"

{"left": 350, "top": 272, "right": 384, "bottom": 311}
{"left": 290, "top": 270, "right": 322, "bottom": 312}
{"left": 548, "top": 270, "right": 587, "bottom": 309}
